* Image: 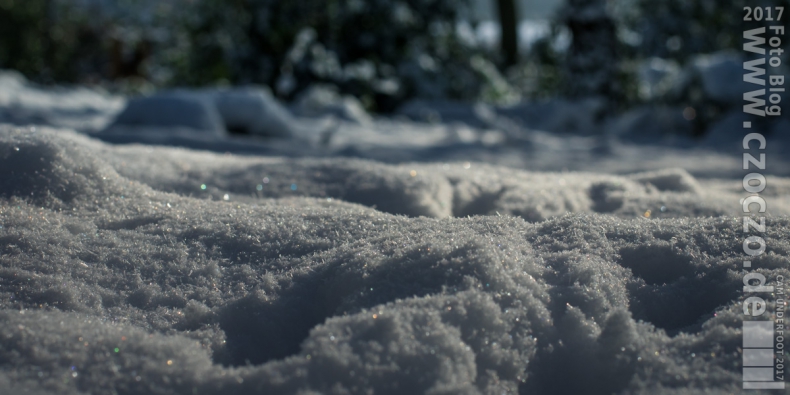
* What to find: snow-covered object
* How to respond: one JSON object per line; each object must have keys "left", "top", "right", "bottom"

{"left": 106, "top": 93, "right": 226, "bottom": 137}
{"left": 691, "top": 52, "right": 749, "bottom": 106}
{"left": 637, "top": 58, "right": 682, "bottom": 101}
{"left": 1, "top": 126, "right": 790, "bottom": 394}
{"left": 497, "top": 97, "right": 606, "bottom": 135}
{"left": 396, "top": 100, "right": 493, "bottom": 129}
{"left": 292, "top": 85, "right": 373, "bottom": 125}
{"left": 0, "top": 70, "right": 124, "bottom": 132}
{"left": 212, "top": 87, "right": 305, "bottom": 137}
{"left": 104, "top": 88, "right": 319, "bottom": 142}
{"left": 657, "top": 51, "right": 785, "bottom": 109}
{"left": 604, "top": 105, "right": 692, "bottom": 143}
{"left": 0, "top": 69, "right": 25, "bottom": 93}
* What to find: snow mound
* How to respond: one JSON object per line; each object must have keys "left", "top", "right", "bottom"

{"left": 0, "top": 70, "right": 124, "bottom": 132}
{"left": 1, "top": 126, "right": 788, "bottom": 394}
{"left": 0, "top": 127, "right": 123, "bottom": 206}
{"left": 92, "top": 146, "right": 789, "bottom": 221}
{"left": 605, "top": 106, "right": 693, "bottom": 144}
{"left": 628, "top": 168, "right": 702, "bottom": 194}
{"left": 104, "top": 88, "right": 322, "bottom": 143}
{"left": 212, "top": 87, "right": 309, "bottom": 138}
{"left": 292, "top": 85, "right": 373, "bottom": 125}
{"left": 496, "top": 98, "right": 606, "bottom": 135}
{"left": 692, "top": 52, "right": 750, "bottom": 106}
{"left": 106, "top": 93, "right": 227, "bottom": 137}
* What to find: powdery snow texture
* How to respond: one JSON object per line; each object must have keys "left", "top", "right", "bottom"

{"left": 1, "top": 126, "right": 789, "bottom": 394}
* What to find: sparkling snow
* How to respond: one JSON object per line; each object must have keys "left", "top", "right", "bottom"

{"left": 0, "top": 72, "right": 788, "bottom": 394}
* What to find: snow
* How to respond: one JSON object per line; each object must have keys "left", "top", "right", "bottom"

{"left": 0, "top": 70, "right": 124, "bottom": 133}
{"left": 292, "top": 85, "right": 373, "bottom": 126}
{"left": 1, "top": 72, "right": 790, "bottom": 394}
{"left": 106, "top": 88, "right": 318, "bottom": 142}
{"left": 107, "top": 93, "right": 227, "bottom": 137}
{"left": 211, "top": 87, "right": 311, "bottom": 139}
{"left": 693, "top": 52, "right": 752, "bottom": 106}
{"left": 472, "top": 20, "right": 553, "bottom": 51}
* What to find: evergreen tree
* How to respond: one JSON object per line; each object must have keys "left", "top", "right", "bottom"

{"left": 561, "top": 0, "right": 621, "bottom": 101}
{"left": 173, "top": 0, "right": 493, "bottom": 111}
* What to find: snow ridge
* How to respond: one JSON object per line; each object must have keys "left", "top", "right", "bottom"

{"left": 0, "top": 126, "right": 788, "bottom": 394}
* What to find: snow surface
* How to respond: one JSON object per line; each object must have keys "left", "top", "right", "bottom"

{"left": 0, "top": 71, "right": 124, "bottom": 133}
{"left": 1, "top": 74, "right": 790, "bottom": 394}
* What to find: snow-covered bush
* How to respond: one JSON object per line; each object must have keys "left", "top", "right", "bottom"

{"left": 519, "top": 0, "right": 787, "bottom": 138}
{"left": 612, "top": 0, "right": 790, "bottom": 64}
{"left": 172, "top": 0, "right": 502, "bottom": 111}
{"left": 610, "top": 0, "right": 789, "bottom": 131}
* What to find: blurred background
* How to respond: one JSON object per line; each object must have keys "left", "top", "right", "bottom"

{"left": 0, "top": 0, "right": 788, "bottom": 143}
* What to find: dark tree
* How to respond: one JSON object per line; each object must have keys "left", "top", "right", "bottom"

{"left": 174, "top": 0, "right": 485, "bottom": 110}
{"left": 496, "top": 0, "right": 519, "bottom": 67}
{"left": 562, "top": 0, "right": 620, "bottom": 100}
{"left": 0, "top": 0, "right": 106, "bottom": 83}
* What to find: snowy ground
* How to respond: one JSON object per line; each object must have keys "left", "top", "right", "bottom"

{"left": 1, "top": 71, "right": 789, "bottom": 394}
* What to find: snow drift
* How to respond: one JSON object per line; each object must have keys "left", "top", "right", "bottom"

{"left": 1, "top": 125, "right": 789, "bottom": 394}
